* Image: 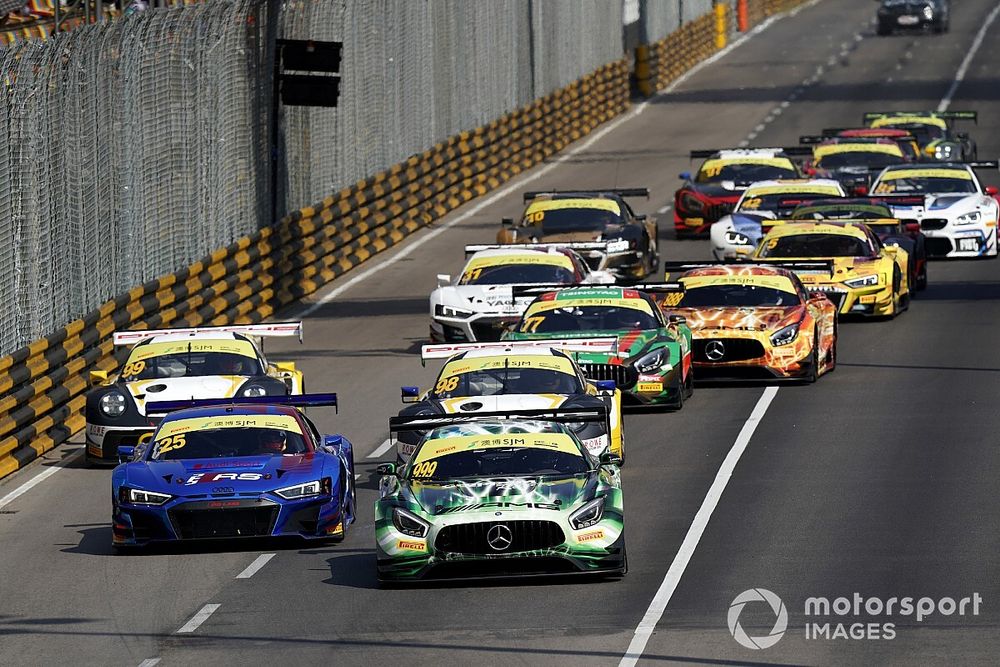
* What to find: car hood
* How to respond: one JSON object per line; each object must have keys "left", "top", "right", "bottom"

{"left": 434, "top": 285, "right": 535, "bottom": 315}
{"left": 672, "top": 306, "right": 803, "bottom": 333}
{"left": 126, "top": 454, "right": 325, "bottom": 493}
{"left": 435, "top": 394, "right": 571, "bottom": 413}
{"left": 691, "top": 182, "right": 745, "bottom": 198}
{"left": 407, "top": 474, "right": 594, "bottom": 515}
{"left": 536, "top": 225, "right": 626, "bottom": 242}
{"left": 509, "top": 328, "right": 664, "bottom": 362}
{"left": 125, "top": 376, "right": 249, "bottom": 416}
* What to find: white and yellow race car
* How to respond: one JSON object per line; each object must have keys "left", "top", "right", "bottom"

{"left": 394, "top": 339, "right": 624, "bottom": 464}
{"left": 85, "top": 323, "right": 304, "bottom": 464}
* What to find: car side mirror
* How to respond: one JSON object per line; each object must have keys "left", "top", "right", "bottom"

{"left": 90, "top": 370, "right": 109, "bottom": 385}
{"left": 436, "top": 274, "right": 451, "bottom": 287}
{"left": 635, "top": 214, "right": 647, "bottom": 222}
{"left": 668, "top": 314, "right": 687, "bottom": 325}
{"left": 599, "top": 452, "right": 623, "bottom": 467}
{"left": 376, "top": 462, "right": 398, "bottom": 477}
{"left": 594, "top": 380, "right": 616, "bottom": 392}
{"left": 904, "top": 222, "right": 921, "bottom": 234}
{"left": 883, "top": 245, "right": 898, "bottom": 255}
{"left": 401, "top": 386, "right": 421, "bottom": 403}
{"left": 985, "top": 186, "right": 999, "bottom": 196}
{"left": 679, "top": 171, "right": 691, "bottom": 180}
{"left": 117, "top": 446, "right": 136, "bottom": 463}
{"left": 501, "top": 217, "right": 514, "bottom": 227}
{"left": 273, "top": 361, "right": 296, "bottom": 372}
{"left": 322, "top": 435, "right": 343, "bottom": 454}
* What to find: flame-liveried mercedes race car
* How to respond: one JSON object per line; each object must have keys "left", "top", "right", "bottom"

{"left": 663, "top": 262, "right": 837, "bottom": 382}
{"left": 86, "top": 323, "right": 304, "bottom": 465}
{"left": 375, "top": 408, "right": 625, "bottom": 583}
{"left": 111, "top": 394, "right": 355, "bottom": 550}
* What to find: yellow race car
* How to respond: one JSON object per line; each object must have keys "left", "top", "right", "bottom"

{"left": 753, "top": 222, "right": 910, "bottom": 318}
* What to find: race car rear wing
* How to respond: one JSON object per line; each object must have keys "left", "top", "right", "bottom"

{"left": 820, "top": 128, "right": 918, "bottom": 140}
{"left": 509, "top": 283, "right": 685, "bottom": 299}
{"left": 463, "top": 242, "right": 611, "bottom": 258}
{"left": 799, "top": 135, "right": 913, "bottom": 145}
{"left": 388, "top": 405, "right": 610, "bottom": 433}
{"left": 966, "top": 161, "right": 999, "bottom": 170}
{"left": 862, "top": 110, "right": 977, "bottom": 124}
{"left": 113, "top": 322, "right": 304, "bottom": 346}
{"left": 662, "top": 260, "right": 834, "bottom": 279}
{"left": 689, "top": 147, "right": 812, "bottom": 158}
{"left": 421, "top": 337, "right": 620, "bottom": 363}
{"left": 522, "top": 188, "right": 649, "bottom": 201}
{"left": 146, "top": 392, "right": 338, "bottom": 414}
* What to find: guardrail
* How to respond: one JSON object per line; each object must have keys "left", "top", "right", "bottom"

{"left": 0, "top": 59, "right": 629, "bottom": 479}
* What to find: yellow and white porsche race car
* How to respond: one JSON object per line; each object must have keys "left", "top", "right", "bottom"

{"left": 85, "top": 323, "right": 304, "bottom": 464}
{"left": 753, "top": 222, "right": 910, "bottom": 317}
{"left": 394, "top": 339, "right": 624, "bottom": 464}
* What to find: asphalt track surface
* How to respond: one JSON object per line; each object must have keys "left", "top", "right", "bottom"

{"left": 2, "top": 1, "right": 1000, "bottom": 664}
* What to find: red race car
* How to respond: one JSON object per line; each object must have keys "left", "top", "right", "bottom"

{"left": 674, "top": 148, "right": 802, "bottom": 238}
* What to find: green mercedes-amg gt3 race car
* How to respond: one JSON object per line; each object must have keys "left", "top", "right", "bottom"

{"left": 374, "top": 408, "right": 625, "bottom": 583}
{"left": 503, "top": 286, "right": 694, "bottom": 408}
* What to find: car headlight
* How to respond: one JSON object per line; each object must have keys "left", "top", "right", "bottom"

{"left": 242, "top": 384, "right": 267, "bottom": 397}
{"left": 434, "top": 304, "right": 475, "bottom": 319}
{"left": 121, "top": 487, "right": 172, "bottom": 505}
{"left": 605, "top": 239, "right": 630, "bottom": 254}
{"left": 933, "top": 144, "right": 955, "bottom": 160}
{"left": 922, "top": 6, "right": 933, "bottom": 19}
{"left": 274, "top": 478, "right": 330, "bottom": 500}
{"left": 570, "top": 497, "right": 606, "bottom": 529}
{"left": 100, "top": 392, "right": 127, "bottom": 417}
{"left": 844, "top": 274, "right": 880, "bottom": 288}
{"left": 634, "top": 348, "right": 668, "bottom": 374}
{"left": 680, "top": 191, "right": 706, "bottom": 213}
{"left": 724, "top": 230, "right": 751, "bottom": 245}
{"left": 769, "top": 323, "right": 800, "bottom": 347}
{"left": 392, "top": 507, "right": 429, "bottom": 538}
{"left": 955, "top": 211, "right": 981, "bottom": 225}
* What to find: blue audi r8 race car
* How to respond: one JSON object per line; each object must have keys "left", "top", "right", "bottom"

{"left": 110, "top": 394, "right": 355, "bottom": 550}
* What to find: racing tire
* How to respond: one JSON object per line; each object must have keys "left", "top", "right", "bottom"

{"left": 618, "top": 544, "right": 629, "bottom": 577}
{"left": 669, "top": 374, "right": 685, "bottom": 410}
{"left": 825, "top": 320, "right": 838, "bottom": 374}
{"left": 683, "top": 367, "right": 694, "bottom": 399}
{"left": 805, "top": 329, "right": 820, "bottom": 384}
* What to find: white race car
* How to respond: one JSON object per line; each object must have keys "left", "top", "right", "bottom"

{"left": 870, "top": 163, "right": 999, "bottom": 258}
{"left": 709, "top": 179, "right": 846, "bottom": 260}
{"left": 394, "top": 338, "right": 624, "bottom": 462}
{"left": 85, "top": 323, "right": 305, "bottom": 464}
{"left": 429, "top": 244, "right": 616, "bottom": 342}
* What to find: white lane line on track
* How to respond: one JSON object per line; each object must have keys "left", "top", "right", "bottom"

{"left": 236, "top": 553, "right": 275, "bottom": 579}
{"left": 0, "top": 448, "right": 83, "bottom": 510}
{"left": 289, "top": 0, "right": 787, "bottom": 324}
{"left": 937, "top": 0, "right": 1000, "bottom": 112}
{"left": 137, "top": 659, "right": 161, "bottom": 667}
{"left": 176, "top": 604, "right": 221, "bottom": 634}
{"left": 619, "top": 387, "right": 779, "bottom": 667}
{"left": 367, "top": 438, "right": 394, "bottom": 459}
{"left": 657, "top": 204, "right": 672, "bottom": 215}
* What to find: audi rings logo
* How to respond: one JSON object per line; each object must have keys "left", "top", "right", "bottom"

{"left": 728, "top": 588, "right": 788, "bottom": 650}
{"left": 705, "top": 339, "right": 726, "bottom": 361}
{"left": 486, "top": 524, "right": 513, "bottom": 551}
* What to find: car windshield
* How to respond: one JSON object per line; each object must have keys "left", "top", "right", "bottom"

{"left": 738, "top": 192, "right": 834, "bottom": 213}
{"left": 761, "top": 234, "right": 873, "bottom": 258}
{"left": 122, "top": 352, "right": 264, "bottom": 380}
{"left": 459, "top": 263, "right": 575, "bottom": 285}
{"left": 409, "top": 446, "right": 589, "bottom": 480}
{"left": 816, "top": 152, "right": 905, "bottom": 170}
{"left": 432, "top": 367, "right": 583, "bottom": 398}
{"left": 874, "top": 177, "right": 976, "bottom": 194}
{"left": 793, "top": 205, "right": 894, "bottom": 220}
{"left": 867, "top": 224, "right": 902, "bottom": 235}
{"left": 150, "top": 427, "right": 309, "bottom": 460}
{"left": 677, "top": 284, "right": 800, "bottom": 307}
{"left": 519, "top": 305, "right": 660, "bottom": 333}
{"left": 525, "top": 207, "right": 624, "bottom": 234}
{"left": 695, "top": 163, "right": 797, "bottom": 183}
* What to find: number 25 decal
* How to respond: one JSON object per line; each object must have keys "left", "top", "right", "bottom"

{"left": 435, "top": 376, "right": 460, "bottom": 393}
{"left": 156, "top": 433, "right": 187, "bottom": 455}
{"left": 411, "top": 460, "right": 438, "bottom": 478}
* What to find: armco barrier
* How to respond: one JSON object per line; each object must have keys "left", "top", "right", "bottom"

{"left": 0, "top": 59, "right": 628, "bottom": 480}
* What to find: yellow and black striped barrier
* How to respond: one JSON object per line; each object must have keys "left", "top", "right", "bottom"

{"left": 0, "top": 59, "right": 629, "bottom": 480}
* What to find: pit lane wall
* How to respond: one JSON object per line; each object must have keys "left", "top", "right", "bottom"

{"left": 0, "top": 0, "right": 815, "bottom": 480}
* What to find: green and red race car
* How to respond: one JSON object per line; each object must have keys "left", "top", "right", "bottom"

{"left": 502, "top": 286, "right": 693, "bottom": 408}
